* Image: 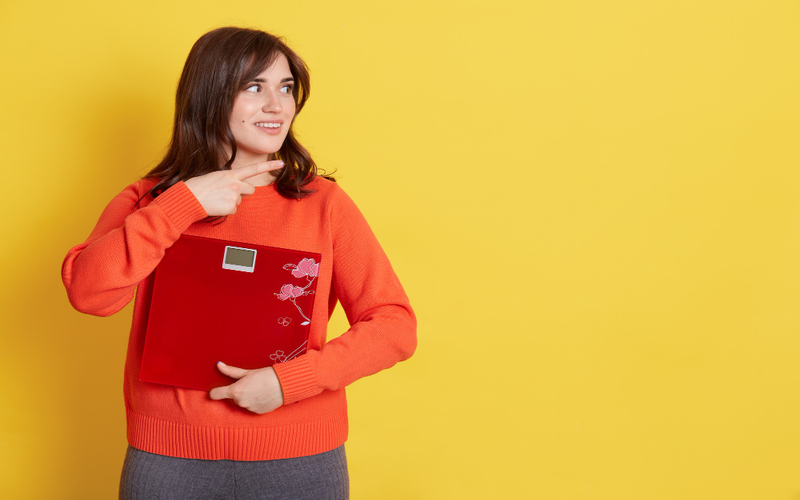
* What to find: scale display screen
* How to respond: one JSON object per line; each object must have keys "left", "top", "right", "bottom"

{"left": 222, "top": 246, "right": 257, "bottom": 272}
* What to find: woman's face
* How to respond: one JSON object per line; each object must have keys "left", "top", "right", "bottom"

{"left": 228, "top": 53, "right": 297, "bottom": 165}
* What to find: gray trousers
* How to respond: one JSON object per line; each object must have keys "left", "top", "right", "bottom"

{"left": 119, "top": 445, "right": 349, "bottom": 500}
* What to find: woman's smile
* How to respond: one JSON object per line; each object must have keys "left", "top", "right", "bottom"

{"left": 254, "top": 121, "right": 284, "bottom": 134}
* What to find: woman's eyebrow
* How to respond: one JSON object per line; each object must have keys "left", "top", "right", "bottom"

{"left": 250, "top": 77, "right": 295, "bottom": 83}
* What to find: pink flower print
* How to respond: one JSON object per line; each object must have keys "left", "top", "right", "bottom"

{"left": 277, "top": 257, "right": 319, "bottom": 326}
{"left": 291, "top": 258, "right": 319, "bottom": 278}
{"left": 276, "top": 284, "right": 305, "bottom": 301}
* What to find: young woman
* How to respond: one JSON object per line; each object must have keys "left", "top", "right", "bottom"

{"left": 62, "top": 27, "right": 416, "bottom": 499}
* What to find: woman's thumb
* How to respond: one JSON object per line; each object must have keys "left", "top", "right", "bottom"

{"left": 217, "top": 361, "right": 248, "bottom": 379}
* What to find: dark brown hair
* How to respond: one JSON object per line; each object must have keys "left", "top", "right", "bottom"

{"left": 145, "top": 27, "right": 330, "bottom": 199}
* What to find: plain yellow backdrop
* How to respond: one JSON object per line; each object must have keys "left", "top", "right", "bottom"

{"left": 2, "top": 0, "right": 800, "bottom": 498}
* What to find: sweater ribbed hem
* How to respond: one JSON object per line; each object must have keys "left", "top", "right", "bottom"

{"left": 126, "top": 406, "right": 348, "bottom": 461}
{"left": 150, "top": 181, "right": 207, "bottom": 230}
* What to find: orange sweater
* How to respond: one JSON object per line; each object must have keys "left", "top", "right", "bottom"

{"left": 62, "top": 177, "right": 416, "bottom": 460}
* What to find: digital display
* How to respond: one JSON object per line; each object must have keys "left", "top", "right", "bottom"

{"left": 225, "top": 248, "right": 255, "bottom": 267}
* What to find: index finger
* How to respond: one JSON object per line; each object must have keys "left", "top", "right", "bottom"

{"left": 232, "top": 160, "right": 285, "bottom": 180}
{"left": 209, "top": 384, "right": 233, "bottom": 401}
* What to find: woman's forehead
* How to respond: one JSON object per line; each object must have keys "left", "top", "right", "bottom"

{"left": 249, "top": 52, "right": 293, "bottom": 81}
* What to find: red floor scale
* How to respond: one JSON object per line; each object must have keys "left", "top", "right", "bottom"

{"left": 140, "top": 234, "right": 321, "bottom": 391}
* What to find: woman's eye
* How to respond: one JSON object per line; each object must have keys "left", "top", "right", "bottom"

{"left": 279, "top": 85, "right": 294, "bottom": 94}
{"left": 245, "top": 84, "right": 260, "bottom": 93}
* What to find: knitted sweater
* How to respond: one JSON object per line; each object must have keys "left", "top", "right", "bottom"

{"left": 62, "top": 177, "right": 416, "bottom": 460}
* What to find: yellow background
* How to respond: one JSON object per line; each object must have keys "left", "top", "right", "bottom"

{"left": 1, "top": 0, "right": 799, "bottom": 498}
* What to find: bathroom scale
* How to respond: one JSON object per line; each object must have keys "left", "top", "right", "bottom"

{"left": 140, "top": 234, "right": 321, "bottom": 391}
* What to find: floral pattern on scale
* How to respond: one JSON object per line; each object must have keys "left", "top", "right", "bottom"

{"left": 275, "top": 258, "right": 319, "bottom": 326}
{"left": 269, "top": 340, "right": 308, "bottom": 363}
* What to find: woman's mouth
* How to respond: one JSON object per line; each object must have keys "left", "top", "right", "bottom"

{"left": 255, "top": 122, "right": 282, "bottom": 135}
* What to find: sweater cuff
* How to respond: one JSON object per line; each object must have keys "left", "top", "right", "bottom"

{"left": 150, "top": 181, "right": 207, "bottom": 231}
{"left": 272, "top": 355, "right": 320, "bottom": 405}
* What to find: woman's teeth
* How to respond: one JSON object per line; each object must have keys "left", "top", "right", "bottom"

{"left": 256, "top": 123, "right": 280, "bottom": 128}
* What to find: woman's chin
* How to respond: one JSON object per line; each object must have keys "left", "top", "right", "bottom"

{"left": 233, "top": 150, "right": 282, "bottom": 166}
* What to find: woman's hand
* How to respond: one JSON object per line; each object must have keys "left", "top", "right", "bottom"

{"left": 184, "top": 160, "right": 284, "bottom": 216}
{"left": 209, "top": 362, "right": 285, "bottom": 414}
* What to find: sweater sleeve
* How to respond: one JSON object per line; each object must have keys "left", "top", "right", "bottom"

{"left": 62, "top": 180, "right": 207, "bottom": 317}
{"left": 273, "top": 187, "right": 417, "bottom": 404}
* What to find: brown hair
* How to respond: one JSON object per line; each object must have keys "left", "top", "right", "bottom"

{"left": 145, "top": 27, "right": 330, "bottom": 199}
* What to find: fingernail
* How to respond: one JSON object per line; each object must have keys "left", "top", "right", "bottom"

{"left": 277, "top": 161, "right": 285, "bottom": 166}
{"left": 218, "top": 361, "right": 226, "bottom": 366}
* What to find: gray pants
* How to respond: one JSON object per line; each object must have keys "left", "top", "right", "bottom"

{"left": 119, "top": 445, "right": 349, "bottom": 500}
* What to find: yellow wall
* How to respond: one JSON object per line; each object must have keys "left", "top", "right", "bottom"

{"left": 2, "top": 0, "right": 799, "bottom": 498}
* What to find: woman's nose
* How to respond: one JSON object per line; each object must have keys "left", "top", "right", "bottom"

{"left": 262, "top": 92, "right": 283, "bottom": 113}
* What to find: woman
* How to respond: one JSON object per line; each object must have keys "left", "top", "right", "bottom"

{"left": 62, "top": 27, "right": 416, "bottom": 499}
